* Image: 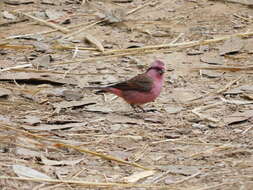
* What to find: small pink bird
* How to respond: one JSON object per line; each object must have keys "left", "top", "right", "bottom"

{"left": 85, "top": 60, "right": 165, "bottom": 112}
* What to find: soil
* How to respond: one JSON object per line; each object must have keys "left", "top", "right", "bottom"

{"left": 0, "top": 0, "right": 253, "bottom": 189}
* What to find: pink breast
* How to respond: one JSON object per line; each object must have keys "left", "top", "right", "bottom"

{"left": 105, "top": 79, "right": 163, "bottom": 105}
{"left": 122, "top": 88, "right": 161, "bottom": 105}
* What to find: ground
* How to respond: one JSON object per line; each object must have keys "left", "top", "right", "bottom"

{"left": 0, "top": 0, "right": 253, "bottom": 189}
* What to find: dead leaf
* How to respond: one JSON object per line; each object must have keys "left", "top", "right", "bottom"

{"left": 200, "top": 54, "right": 223, "bottom": 65}
{"left": 16, "top": 147, "right": 40, "bottom": 157}
{"left": 201, "top": 70, "right": 222, "bottom": 78}
{"left": 110, "top": 124, "right": 123, "bottom": 132}
{"left": 41, "top": 155, "right": 83, "bottom": 166}
{"left": 234, "top": 161, "right": 253, "bottom": 168}
{"left": 98, "top": 8, "right": 126, "bottom": 24}
{"left": 21, "top": 115, "right": 41, "bottom": 125}
{"left": 40, "top": 87, "right": 67, "bottom": 97}
{"left": 158, "top": 165, "right": 201, "bottom": 176}
{"left": 187, "top": 49, "right": 203, "bottom": 55}
{"left": 31, "top": 54, "right": 51, "bottom": 68}
{"left": 107, "top": 114, "right": 143, "bottom": 124}
{"left": 242, "top": 93, "right": 253, "bottom": 100}
{"left": 219, "top": 37, "right": 244, "bottom": 55}
{"left": 52, "top": 100, "right": 95, "bottom": 113}
{"left": 41, "top": 0, "right": 56, "bottom": 5}
{"left": 2, "top": 11, "right": 17, "bottom": 20}
{"left": 224, "top": 87, "right": 244, "bottom": 95}
{"left": 33, "top": 42, "right": 51, "bottom": 53}
{"left": 62, "top": 89, "right": 83, "bottom": 101}
{"left": 122, "top": 170, "right": 156, "bottom": 183}
{"left": 84, "top": 33, "right": 104, "bottom": 52}
{"left": 4, "top": 0, "right": 34, "bottom": 5}
{"left": 172, "top": 88, "right": 198, "bottom": 103}
{"left": 0, "top": 59, "right": 16, "bottom": 69}
{"left": 16, "top": 137, "right": 42, "bottom": 149}
{"left": 220, "top": 97, "right": 253, "bottom": 105}
{"left": 12, "top": 165, "right": 52, "bottom": 179}
{"left": 144, "top": 115, "right": 164, "bottom": 124}
{"left": 84, "top": 105, "right": 112, "bottom": 114}
{"left": 45, "top": 9, "right": 64, "bottom": 20}
{"left": 108, "top": 151, "right": 130, "bottom": 160}
{"left": 240, "top": 85, "right": 253, "bottom": 93}
{"left": 192, "top": 66, "right": 253, "bottom": 72}
{"left": 0, "top": 87, "right": 12, "bottom": 98}
{"left": 0, "top": 72, "right": 77, "bottom": 85}
{"left": 223, "top": 110, "right": 253, "bottom": 125}
{"left": 22, "top": 122, "right": 86, "bottom": 131}
{"left": 112, "top": 0, "right": 133, "bottom": 3}
{"left": 212, "top": 0, "right": 253, "bottom": 7}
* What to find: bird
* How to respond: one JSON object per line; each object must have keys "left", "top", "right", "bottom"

{"left": 84, "top": 60, "right": 165, "bottom": 112}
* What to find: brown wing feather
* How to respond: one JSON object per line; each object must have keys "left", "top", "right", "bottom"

{"left": 109, "top": 74, "right": 153, "bottom": 92}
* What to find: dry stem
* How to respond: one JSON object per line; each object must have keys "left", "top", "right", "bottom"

{"left": 0, "top": 122, "right": 150, "bottom": 170}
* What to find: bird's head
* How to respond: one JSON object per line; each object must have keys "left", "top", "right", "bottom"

{"left": 147, "top": 60, "right": 165, "bottom": 79}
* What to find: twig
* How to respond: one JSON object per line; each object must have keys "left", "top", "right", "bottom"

{"left": 149, "top": 170, "right": 171, "bottom": 183}
{"left": 6, "top": 21, "right": 98, "bottom": 39}
{"left": 94, "top": 31, "right": 253, "bottom": 56}
{"left": 0, "top": 44, "right": 33, "bottom": 49}
{"left": 192, "top": 66, "right": 253, "bottom": 72}
{"left": 54, "top": 31, "right": 253, "bottom": 66}
{"left": 192, "top": 102, "right": 222, "bottom": 123}
{"left": 151, "top": 139, "right": 221, "bottom": 146}
{"left": 0, "top": 176, "right": 169, "bottom": 189}
{"left": 171, "top": 171, "right": 201, "bottom": 184}
{"left": 208, "top": 0, "right": 253, "bottom": 7}
{"left": 190, "top": 144, "right": 235, "bottom": 158}
{"left": 72, "top": 46, "right": 79, "bottom": 59}
{"left": 233, "top": 13, "right": 252, "bottom": 22}
{"left": 169, "top": 33, "right": 184, "bottom": 44}
{"left": 56, "top": 143, "right": 150, "bottom": 170}
{"left": 0, "top": 63, "right": 32, "bottom": 72}
{"left": 219, "top": 96, "right": 253, "bottom": 105}
{"left": 19, "top": 12, "right": 69, "bottom": 33}
{"left": 54, "top": 44, "right": 97, "bottom": 51}
{"left": 188, "top": 76, "right": 242, "bottom": 102}
{"left": 216, "top": 76, "right": 243, "bottom": 94}
{"left": 151, "top": 171, "right": 201, "bottom": 184}
{"left": 126, "top": 0, "right": 154, "bottom": 15}
{"left": 242, "top": 126, "right": 253, "bottom": 134}
{"left": 4, "top": 67, "right": 115, "bottom": 76}
{"left": 196, "top": 182, "right": 235, "bottom": 190}
{"left": 66, "top": 134, "right": 143, "bottom": 140}
{"left": 61, "top": 20, "right": 104, "bottom": 39}
{"left": 0, "top": 122, "right": 150, "bottom": 170}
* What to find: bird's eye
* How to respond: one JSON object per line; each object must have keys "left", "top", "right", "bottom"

{"left": 158, "top": 69, "right": 165, "bottom": 75}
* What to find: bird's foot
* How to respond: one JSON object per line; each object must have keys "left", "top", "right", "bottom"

{"left": 131, "top": 105, "right": 146, "bottom": 113}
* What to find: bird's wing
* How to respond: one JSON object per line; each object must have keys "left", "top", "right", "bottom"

{"left": 109, "top": 74, "right": 153, "bottom": 92}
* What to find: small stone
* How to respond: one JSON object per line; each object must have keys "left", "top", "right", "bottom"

{"left": 2, "top": 11, "right": 17, "bottom": 20}
{"left": 165, "top": 106, "right": 182, "bottom": 114}
{"left": 192, "top": 123, "right": 208, "bottom": 130}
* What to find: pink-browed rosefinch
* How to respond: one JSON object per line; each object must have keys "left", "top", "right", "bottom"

{"left": 85, "top": 60, "right": 165, "bottom": 112}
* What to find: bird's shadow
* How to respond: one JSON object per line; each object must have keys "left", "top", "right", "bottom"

{"left": 115, "top": 107, "right": 160, "bottom": 119}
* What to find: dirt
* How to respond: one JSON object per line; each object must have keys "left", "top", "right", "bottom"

{"left": 0, "top": 0, "right": 253, "bottom": 189}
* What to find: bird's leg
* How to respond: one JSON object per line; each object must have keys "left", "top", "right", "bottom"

{"left": 136, "top": 105, "right": 146, "bottom": 113}
{"left": 130, "top": 104, "right": 146, "bottom": 113}
{"left": 130, "top": 104, "right": 141, "bottom": 113}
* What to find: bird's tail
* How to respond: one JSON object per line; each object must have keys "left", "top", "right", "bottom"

{"left": 82, "top": 86, "right": 106, "bottom": 90}
{"left": 82, "top": 86, "right": 108, "bottom": 94}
